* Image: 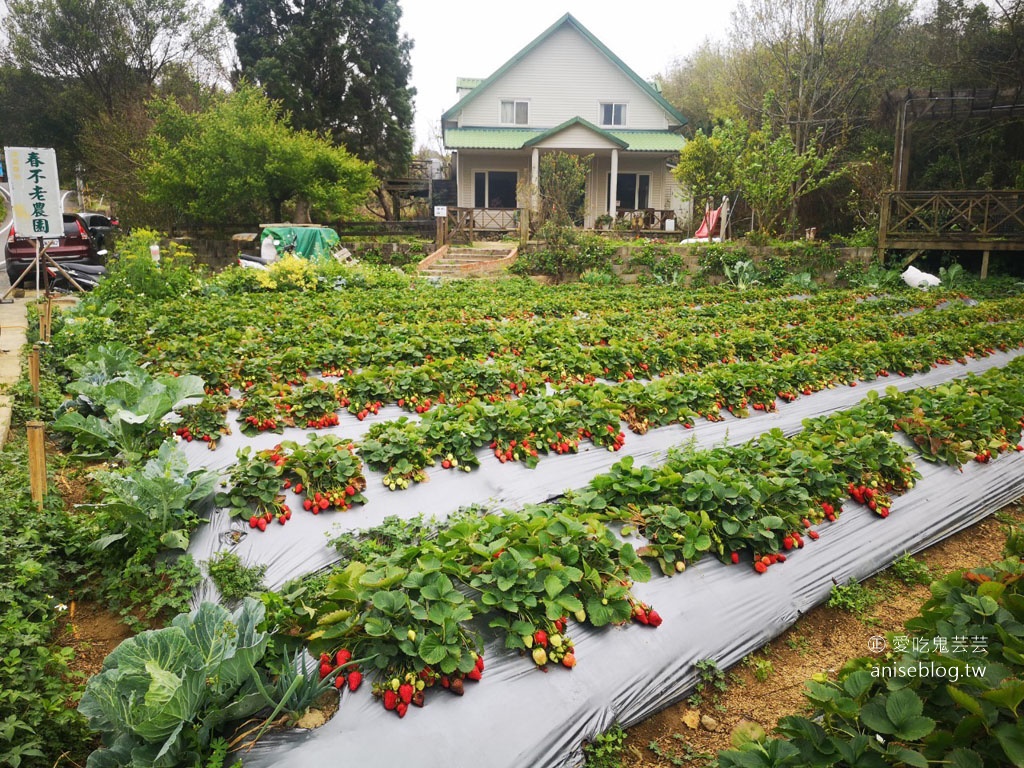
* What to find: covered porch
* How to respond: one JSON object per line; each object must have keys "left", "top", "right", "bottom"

{"left": 446, "top": 119, "right": 688, "bottom": 233}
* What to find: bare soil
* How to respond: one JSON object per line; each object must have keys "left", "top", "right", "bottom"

{"left": 58, "top": 601, "right": 134, "bottom": 682}
{"left": 621, "top": 503, "right": 1024, "bottom": 767}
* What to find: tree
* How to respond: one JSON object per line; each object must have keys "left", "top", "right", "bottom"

{"left": 221, "top": 0, "right": 415, "bottom": 218}
{"left": 4, "top": 0, "right": 227, "bottom": 115}
{"left": 658, "top": 42, "right": 740, "bottom": 134}
{"left": 672, "top": 128, "right": 739, "bottom": 228}
{"left": 734, "top": 115, "right": 841, "bottom": 234}
{"left": 140, "top": 85, "right": 377, "bottom": 227}
{"left": 538, "top": 152, "right": 592, "bottom": 226}
{"left": 729, "top": 0, "right": 910, "bottom": 152}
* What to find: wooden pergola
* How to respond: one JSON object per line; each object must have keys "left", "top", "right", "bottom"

{"left": 878, "top": 87, "right": 1024, "bottom": 277}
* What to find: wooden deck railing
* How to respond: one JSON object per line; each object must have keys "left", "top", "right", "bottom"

{"left": 446, "top": 207, "right": 527, "bottom": 243}
{"left": 879, "top": 190, "right": 1024, "bottom": 249}
{"left": 615, "top": 208, "right": 676, "bottom": 231}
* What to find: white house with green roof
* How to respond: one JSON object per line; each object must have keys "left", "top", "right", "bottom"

{"left": 441, "top": 13, "right": 689, "bottom": 230}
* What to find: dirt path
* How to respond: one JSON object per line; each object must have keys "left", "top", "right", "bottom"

{"left": 621, "top": 503, "right": 1024, "bottom": 767}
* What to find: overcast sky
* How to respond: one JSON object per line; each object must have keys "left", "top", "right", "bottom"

{"left": 399, "top": 2, "right": 737, "bottom": 150}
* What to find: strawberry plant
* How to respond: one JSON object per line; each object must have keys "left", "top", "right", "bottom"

{"left": 420, "top": 405, "right": 491, "bottom": 471}
{"left": 359, "top": 418, "right": 432, "bottom": 489}
{"left": 630, "top": 504, "right": 715, "bottom": 576}
{"left": 169, "top": 394, "right": 231, "bottom": 447}
{"left": 302, "top": 560, "right": 481, "bottom": 718}
{"left": 217, "top": 446, "right": 288, "bottom": 530}
{"left": 285, "top": 378, "right": 345, "bottom": 428}
{"left": 237, "top": 390, "right": 287, "bottom": 435}
{"left": 281, "top": 435, "right": 367, "bottom": 512}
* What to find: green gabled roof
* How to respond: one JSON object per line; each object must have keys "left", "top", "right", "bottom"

{"left": 522, "top": 117, "right": 628, "bottom": 148}
{"left": 455, "top": 77, "right": 483, "bottom": 91}
{"left": 444, "top": 126, "right": 685, "bottom": 152}
{"left": 441, "top": 13, "right": 688, "bottom": 127}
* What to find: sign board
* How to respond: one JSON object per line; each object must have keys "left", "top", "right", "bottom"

{"left": 5, "top": 147, "right": 62, "bottom": 238}
{"left": 434, "top": 205, "right": 448, "bottom": 218}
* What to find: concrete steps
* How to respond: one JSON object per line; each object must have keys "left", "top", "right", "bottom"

{"left": 417, "top": 245, "right": 518, "bottom": 279}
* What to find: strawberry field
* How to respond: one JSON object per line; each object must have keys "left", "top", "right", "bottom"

{"left": 27, "top": 257, "right": 1024, "bottom": 767}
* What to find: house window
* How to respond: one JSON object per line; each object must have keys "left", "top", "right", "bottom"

{"left": 600, "top": 102, "right": 627, "bottom": 127}
{"left": 607, "top": 173, "right": 650, "bottom": 209}
{"left": 474, "top": 171, "right": 518, "bottom": 208}
{"left": 500, "top": 99, "right": 529, "bottom": 125}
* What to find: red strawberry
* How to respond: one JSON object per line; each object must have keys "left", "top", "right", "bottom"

{"left": 249, "top": 516, "right": 259, "bottom": 528}
{"left": 383, "top": 690, "right": 398, "bottom": 710}
{"left": 396, "top": 702, "right": 408, "bottom": 718}
{"left": 533, "top": 630, "right": 548, "bottom": 647}
{"left": 334, "top": 675, "right": 346, "bottom": 689}
{"left": 439, "top": 675, "right": 450, "bottom": 689}
{"left": 466, "top": 667, "right": 482, "bottom": 681}
{"left": 808, "top": 530, "right": 820, "bottom": 540}
{"left": 647, "top": 609, "right": 663, "bottom": 627}
{"left": 319, "top": 652, "right": 331, "bottom": 664}
{"left": 730, "top": 552, "right": 740, "bottom": 564}
{"left": 562, "top": 652, "right": 577, "bottom": 668}
{"left": 448, "top": 678, "right": 465, "bottom": 696}
{"left": 336, "top": 649, "right": 352, "bottom": 665}
{"left": 319, "top": 662, "right": 333, "bottom": 679}
{"left": 294, "top": 483, "right": 303, "bottom": 493}
{"left": 256, "top": 518, "right": 267, "bottom": 532}
{"left": 345, "top": 485, "right": 356, "bottom": 496}
{"left": 783, "top": 536, "right": 794, "bottom": 551}
{"left": 347, "top": 671, "right": 363, "bottom": 691}
{"left": 303, "top": 499, "right": 313, "bottom": 511}
{"left": 754, "top": 561, "right": 768, "bottom": 574}
{"left": 398, "top": 683, "right": 414, "bottom": 705}
{"left": 475, "top": 655, "right": 485, "bottom": 672}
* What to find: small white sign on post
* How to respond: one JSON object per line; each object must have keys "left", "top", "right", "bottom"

{"left": 434, "top": 205, "right": 448, "bottom": 218}
{"left": 5, "top": 147, "right": 63, "bottom": 239}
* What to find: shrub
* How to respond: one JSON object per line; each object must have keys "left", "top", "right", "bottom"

{"left": 98, "top": 228, "right": 202, "bottom": 301}
{"left": 207, "top": 552, "right": 269, "bottom": 602}
{"left": 720, "top": 546, "right": 1024, "bottom": 768}
{"left": 0, "top": 435, "right": 95, "bottom": 768}
{"left": 510, "top": 222, "right": 615, "bottom": 281}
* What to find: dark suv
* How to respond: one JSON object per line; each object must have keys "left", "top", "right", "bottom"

{"left": 5, "top": 213, "right": 107, "bottom": 286}
{"left": 78, "top": 211, "right": 120, "bottom": 247}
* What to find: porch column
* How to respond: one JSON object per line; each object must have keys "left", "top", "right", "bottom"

{"left": 609, "top": 149, "right": 619, "bottom": 218}
{"left": 531, "top": 148, "right": 539, "bottom": 212}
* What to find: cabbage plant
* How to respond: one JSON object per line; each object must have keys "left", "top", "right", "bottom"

{"left": 78, "top": 599, "right": 270, "bottom": 767}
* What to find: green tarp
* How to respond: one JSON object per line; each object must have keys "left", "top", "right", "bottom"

{"left": 261, "top": 225, "right": 340, "bottom": 262}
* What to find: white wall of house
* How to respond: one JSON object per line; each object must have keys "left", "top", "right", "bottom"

{"left": 530, "top": 125, "right": 622, "bottom": 151}
{"left": 455, "top": 25, "right": 672, "bottom": 131}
